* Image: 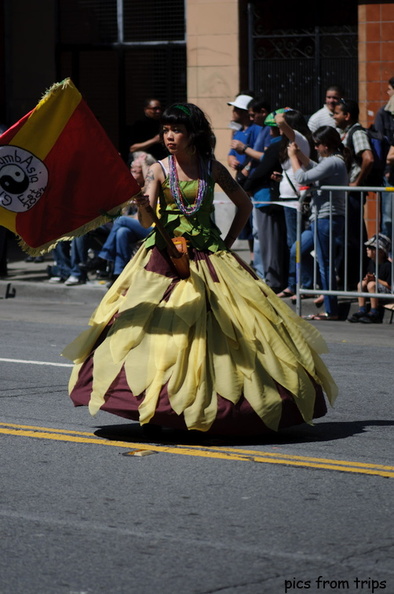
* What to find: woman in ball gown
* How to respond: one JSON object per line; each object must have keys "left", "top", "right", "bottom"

{"left": 63, "top": 103, "right": 337, "bottom": 436}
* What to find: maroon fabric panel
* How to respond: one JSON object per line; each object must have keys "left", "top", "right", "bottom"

{"left": 70, "top": 355, "right": 327, "bottom": 436}
{"left": 231, "top": 251, "right": 259, "bottom": 280}
{"left": 193, "top": 250, "right": 220, "bottom": 282}
{"left": 145, "top": 245, "right": 224, "bottom": 283}
{"left": 144, "top": 246, "right": 178, "bottom": 278}
{"left": 276, "top": 380, "right": 327, "bottom": 429}
{"left": 102, "top": 367, "right": 143, "bottom": 421}
{"left": 69, "top": 355, "right": 94, "bottom": 407}
{"left": 68, "top": 245, "right": 328, "bottom": 436}
{"left": 96, "top": 367, "right": 188, "bottom": 429}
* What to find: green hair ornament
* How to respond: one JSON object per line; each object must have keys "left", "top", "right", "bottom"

{"left": 173, "top": 104, "right": 191, "bottom": 116}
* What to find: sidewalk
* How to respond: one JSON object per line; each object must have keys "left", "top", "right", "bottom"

{"left": 0, "top": 234, "right": 375, "bottom": 321}
{"left": 0, "top": 234, "right": 251, "bottom": 299}
{"left": 0, "top": 235, "right": 110, "bottom": 301}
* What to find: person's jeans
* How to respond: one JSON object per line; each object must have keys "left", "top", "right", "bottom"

{"left": 313, "top": 216, "right": 344, "bottom": 316}
{"left": 336, "top": 192, "right": 367, "bottom": 289}
{"left": 283, "top": 204, "right": 298, "bottom": 250}
{"left": 99, "top": 216, "right": 151, "bottom": 275}
{"left": 252, "top": 208, "right": 265, "bottom": 279}
{"left": 381, "top": 178, "right": 393, "bottom": 241}
{"left": 52, "top": 241, "right": 71, "bottom": 279}
{"left": 288, "top": 216, "right": 344, "bottom": 316}
{"left": 285, "top": 205, "right": 313, "bottom": 291}
{"left": 70, "top": 235, "right": 89, "bottom": 279}
{"left": 287, "top": 227, "right": 315, "bottom": 295}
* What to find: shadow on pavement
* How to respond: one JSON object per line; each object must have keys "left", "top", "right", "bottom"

{"left": 94, "top": 419, "right": 394, "bottom": 447}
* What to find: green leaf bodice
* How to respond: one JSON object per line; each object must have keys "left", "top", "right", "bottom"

{"left": 144, "top": 174, "right": 227, "bottom": 252}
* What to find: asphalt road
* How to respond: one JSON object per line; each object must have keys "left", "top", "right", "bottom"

{"left": 0, "top": 289, "right": 393, "bottom": 594}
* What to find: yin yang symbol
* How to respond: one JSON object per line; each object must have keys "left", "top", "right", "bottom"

{"left": 0, "top": 164, "right": 30, "bottom": 194}
{"left": 0, "top": 146, "right": 48, "bottom": 212}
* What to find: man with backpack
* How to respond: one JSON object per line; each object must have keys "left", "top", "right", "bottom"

{"left": 333, "top": 98, "right": 374, "bottom": 289}
{"left": 374, "top": 76, "right": 394, "bottom": 239}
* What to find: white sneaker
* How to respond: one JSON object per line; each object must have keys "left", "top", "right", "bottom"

{"left": 64, "top": 275, "right": 81, "bottom": 286}
{"left": 48, "top": 276, "right": 62, "bottom": 283}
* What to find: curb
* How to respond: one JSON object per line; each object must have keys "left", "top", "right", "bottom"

{"left": 0, "top": 275, "right": 360, "bottom": 320}
{"left": 0, "top": 278, "right": 107, "bottom": 302}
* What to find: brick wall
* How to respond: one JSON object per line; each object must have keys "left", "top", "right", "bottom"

{"left": 359, "top": 2, "right": 394, "bottom": 127}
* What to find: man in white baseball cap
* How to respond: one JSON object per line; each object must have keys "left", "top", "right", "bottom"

{"left": 226, "top": 92, "right": 261, "bottom": 269}
{"left": 227, "top": 94, "right": 255, "bottom": 111}
{"left": 227, "top": 93, "right": 260, "bottom": 172}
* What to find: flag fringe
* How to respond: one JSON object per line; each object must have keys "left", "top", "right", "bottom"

{"left": 38, "top": 78, "right": 74, "bottom": 109}
{"left": 17, "top": 199, "right": 133, "bottom": 256}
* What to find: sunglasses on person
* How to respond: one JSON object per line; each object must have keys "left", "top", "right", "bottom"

{"left": 339, "top": 98, "right": 349, "bottom": 110}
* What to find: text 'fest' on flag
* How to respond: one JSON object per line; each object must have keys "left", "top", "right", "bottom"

{"left": 0, "top": 78, "right": 141, "bottom": 254}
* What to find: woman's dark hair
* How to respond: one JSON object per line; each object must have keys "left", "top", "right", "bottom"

{"left": 313, "top": 125, "right": 352, "bottom": 171}
{"left": 160, "top": 103, "right": 215, "bottom": 159}
{"left": 144, "top": 97, "right": 161, "bottom": 108}
{"left": 278, "top": 110, "right": 316, "bottom": 163}
{"left": 249, "top": 97, "right": 271, "bottom": 113}
{"left": 338, "top": 98, "right": 359, "bottom": 121}
{"left": 388, "top": 76, "right": 394, "bottom": 89}
{"left": 326, "top": 84, "right": 344, "bottom": 97}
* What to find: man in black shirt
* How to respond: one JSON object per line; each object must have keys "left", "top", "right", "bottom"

{"left": 127, "top": 98, "right": 167, "bottom": 163}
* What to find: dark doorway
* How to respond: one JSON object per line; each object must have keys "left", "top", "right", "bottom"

{"left": 56, "top": 0, "right": 186, "bottom": 155}
{"left": 246, "top": 0, "right": 358, "bottom": 116}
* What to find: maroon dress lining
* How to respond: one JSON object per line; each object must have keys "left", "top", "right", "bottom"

{"left": 69, "top": 246, "right": 328, "bottom": 436}
{"left": 70, "top": 356, "right": 327, "bottom": 436}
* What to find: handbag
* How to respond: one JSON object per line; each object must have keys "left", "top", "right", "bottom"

{"left": 284, "top": 171, "right": 313, "bottom": 216}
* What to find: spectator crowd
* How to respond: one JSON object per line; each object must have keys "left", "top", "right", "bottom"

{"left": 1, "top": 82, "right": 394, "bottom": 322}
{"left": 226, "top": 81, "right": 394, "bottom": 322}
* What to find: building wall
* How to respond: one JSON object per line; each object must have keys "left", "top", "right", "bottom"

{"left": 3, "top": 1, "right": 394, "bottom": 140}
{"left": 186, "top": 1, "right": 394, "bottom": 140}
{"left": 186, "top": 0, "right": 240, "bottom": 165}
{"left": 4, "top": 0, "right": 56, "bottom": 125}
{"left": 186, "top": 0, "right": 242, "bottom": 236}
{"left": 359, "top": 2, "right": 394, "bottom": 234}
{"left": 359, "top": 2, "right": 394, "bottom": 126}
{"left": 186, "top": 0, "right": 394, "bottom": 239}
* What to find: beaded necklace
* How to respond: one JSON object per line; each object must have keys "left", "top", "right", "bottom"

{"left": 168, "top": 154, "right": 208, "bottom": 215}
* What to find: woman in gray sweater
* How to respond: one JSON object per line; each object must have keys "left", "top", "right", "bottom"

{"left": 279, "top": 126, "right": 351, "bottom": 320}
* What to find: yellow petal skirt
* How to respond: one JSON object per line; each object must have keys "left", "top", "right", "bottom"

{"left": 62, "top": 246, "right": 338, "bottom": 436}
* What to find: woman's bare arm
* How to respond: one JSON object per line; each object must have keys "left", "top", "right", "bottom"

{"left": 288, "top": 142, "right": 310, "bottom": 172}
{"left": 135, "top": 162, "right": 163, "bottom": 227}
{"left": 212, "top": 160, "right": 253, "bottom": 248}
{"left": 275, "top": 112, "right": 295, "bottom": 143}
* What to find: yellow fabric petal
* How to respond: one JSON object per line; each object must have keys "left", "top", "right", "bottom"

{"left": 62, "top": 322, "right": 108, "bottom": 364}
{"left": 66, "top": 248, "right": 338, "bottom": 432}
{"left": 209, "top": 313, "right": 244, "bottom": 403}
{"left": 68, "top": 361, "right": 83, "bottom": 393}
{"left": 88, "top": 343, "right": 124, "bottom": 416}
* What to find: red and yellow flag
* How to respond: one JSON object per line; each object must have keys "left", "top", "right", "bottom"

{"left": 0, "top": 78, "right": 140, "bottom": 254}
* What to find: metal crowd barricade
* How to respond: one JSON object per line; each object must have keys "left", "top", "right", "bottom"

{"left": 294, "top": 185, "right": 394, "bottom": 318}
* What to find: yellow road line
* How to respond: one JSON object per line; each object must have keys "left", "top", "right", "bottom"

{"left": 1, "top": 422, "right": 393, "bottom": 478}
{"left": 3, "top": 423, "right": 391, "bottom": 471}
